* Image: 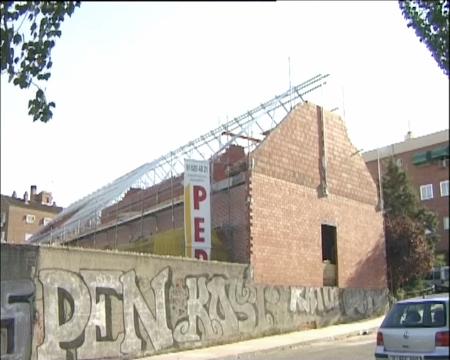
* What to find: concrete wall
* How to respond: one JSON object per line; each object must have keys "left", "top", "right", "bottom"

{"left": 1, "top": 243, "right": 389, "bottom": 360}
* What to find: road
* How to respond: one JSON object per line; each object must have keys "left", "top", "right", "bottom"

{"left": 246, "top": 334, "right": 376, "bottom": 360}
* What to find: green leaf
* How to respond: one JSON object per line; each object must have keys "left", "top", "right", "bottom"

{"left": 28, "top": 104, "right": 37, "bottom": 115}
{"left": 3, "top": 1, "right": 81, "bottom": 123}
{"left": 68, "top": 3, "right": 75, "bottom": 16}
{"left": 13, "top": 33, "right": 21, "bottom": 44}
{"left": 37, "top": 73, "right": 51, "bottom": 81}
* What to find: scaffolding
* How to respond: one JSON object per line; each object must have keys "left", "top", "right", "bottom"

{"left": 29, "top": 73, "right": 330, "bottom": 246}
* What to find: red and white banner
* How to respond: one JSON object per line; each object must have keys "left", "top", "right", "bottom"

{"left": 184, "top": 159, "right": 211, "bottom": 260}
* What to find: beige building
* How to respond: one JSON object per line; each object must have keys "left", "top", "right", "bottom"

{"left": 0, "top": 185, "right": 63, "bottom": 244}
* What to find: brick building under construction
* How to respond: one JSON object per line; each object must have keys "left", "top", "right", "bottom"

{"left": 30, "top": 75, "right": 387, "bottom": 289}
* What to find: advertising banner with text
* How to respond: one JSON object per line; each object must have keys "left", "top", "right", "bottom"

{"left": 184, "top": 159, "right": 211, "bottom": 260}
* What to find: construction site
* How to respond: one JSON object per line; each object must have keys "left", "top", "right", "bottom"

{"left": 2, "top": 74, "right": 390, "bottom": 360}
{"left": 29, "top": 74, "right": 386, "bottom": 289}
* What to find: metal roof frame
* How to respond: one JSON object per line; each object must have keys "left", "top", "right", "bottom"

{"left": 29, "top": 73, "right": 330, "bottom": 245}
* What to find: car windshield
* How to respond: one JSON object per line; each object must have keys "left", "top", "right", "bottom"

{"left": 381, "top": 301, "right": 447, "bottom": 328}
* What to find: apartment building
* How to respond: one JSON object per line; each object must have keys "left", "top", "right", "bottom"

{"left": 0, "top": 186, "right": 63, "bottom": 244}
{"left": 363, "top": 130, "right": 449, "bottom": 263}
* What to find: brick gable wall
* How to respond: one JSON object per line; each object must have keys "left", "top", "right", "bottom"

{"left": 248, "top": 102, "right": 387, "bottom": 288}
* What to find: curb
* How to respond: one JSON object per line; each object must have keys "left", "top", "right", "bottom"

{"left": 146, "top": 320, "right": 383, "bottom": 360}
{"left": 215, "top": 326, "right": 379, "bottom": 360}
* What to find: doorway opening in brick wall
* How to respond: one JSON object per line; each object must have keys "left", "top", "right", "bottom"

{"left": 321, "top": 224, "right": 337, "bottom": 286}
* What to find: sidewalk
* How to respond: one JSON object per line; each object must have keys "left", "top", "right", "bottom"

{"left": 143, "top": 316, "right": 384, "bottom": 360}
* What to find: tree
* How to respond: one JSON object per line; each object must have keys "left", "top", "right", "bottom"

{"left": 385, "top": 215, "right": 434, "bottom": 294}
{"left": 382, "top": 158, "right": 438, "bottom": 294}
{"left": 398, "top": 0, "right": 449, "bottom": 76}
{"left": 1, "top": 1, "right": 80, "bottom": 123}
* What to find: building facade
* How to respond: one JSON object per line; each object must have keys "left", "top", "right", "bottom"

{"left": 31, "top": 102, "right": 387, "bottom": 289}
{"left": 363, "top": 130, "right": 449, "bottom": 263}
{"left": 0, "top": 186, "right": 63, "bottom": 244}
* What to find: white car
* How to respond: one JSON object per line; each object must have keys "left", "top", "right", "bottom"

{"left": 375, "top": 293, "right": 449, "bottom": 360}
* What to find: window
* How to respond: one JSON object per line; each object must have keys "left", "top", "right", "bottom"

{"left": 25, "top": 214, "right": 35, "bottom": 224}
{"left": 24, "top": 233, "right": 32, "bottom": 241}
{"left": 395, "top": 158, "right": 403, "bottom": 168}
{"left": 381, "top": 301, "right": 446, "bottom": 328}
{"left": 420, "top": 184, "right": 433, "bottom": 200}
{"left": 440, "top": 180, "right": 449, "bottom": 197}
{"left": 444, "top": 217, "right": 449, "bottom": 231}
{"left": 43, "top": 217, "right": 52, "bottom": 226}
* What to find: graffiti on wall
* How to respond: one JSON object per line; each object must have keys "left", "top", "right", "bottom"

{"left": 37, "top": 268, "right": 173, "bottom": 359}
{"left": 0, "top": 266, "right": 388, "bottom": 360}
{"left": 0, "top": 280, "right": 35, "bottom": 360}
{"left": 35, "top": 267, "right": 278, "bottom": 359}
{"left": 289, "top": 287, "right": 339, "bottom": 314}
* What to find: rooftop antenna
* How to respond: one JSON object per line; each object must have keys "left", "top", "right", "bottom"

{"left": 341, "top": 84, "right": 346, "bottom": 119}
{"left": 405, "top": 120, "right": 413, "bottom": 140}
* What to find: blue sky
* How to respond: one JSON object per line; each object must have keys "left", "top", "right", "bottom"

{"left": 1, "top": 1, "right": 448, "bottom": 207}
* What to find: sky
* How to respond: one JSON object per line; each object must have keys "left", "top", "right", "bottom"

{"left": 1, "top": 1, "right": 449, "bottom": 208}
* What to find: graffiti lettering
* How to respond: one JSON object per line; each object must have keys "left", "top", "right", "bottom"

{"left": 37, "top": 270, "right": 91, "bottom": 360}
{"left": 37, "top": 268, "right": 172, "bottom": 359}
{"left": 120, "top": 268, "right": 173, "bottom": 353}
{"left": 174, "top": 276, "right": 218, "bottom": 342}
{"left": 0, "top": 280, "right": 35, "bottom": 360}
{"left": 290, "top": 287, "right": 339, "bottom": 314}
{"left": 77, "top": 270, "right": 123, "bottom": 359}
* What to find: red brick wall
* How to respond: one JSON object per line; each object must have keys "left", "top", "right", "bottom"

{"left": 249, "top": 102, "right": 386, "bottom": 288}
{"left": 75, "top": 182, "right": 250, "bottom": 263}
{"left": 212, "top": 145, "right": 247, "bottom": 182}
{"left": 211, "top": 182, "right": 249, "bottom": 263}
{"left": 73, "top": 206, "right": 182, "bottom": 250}
{"left": 101, "top": 176, "right": 184, "bottom": 224}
